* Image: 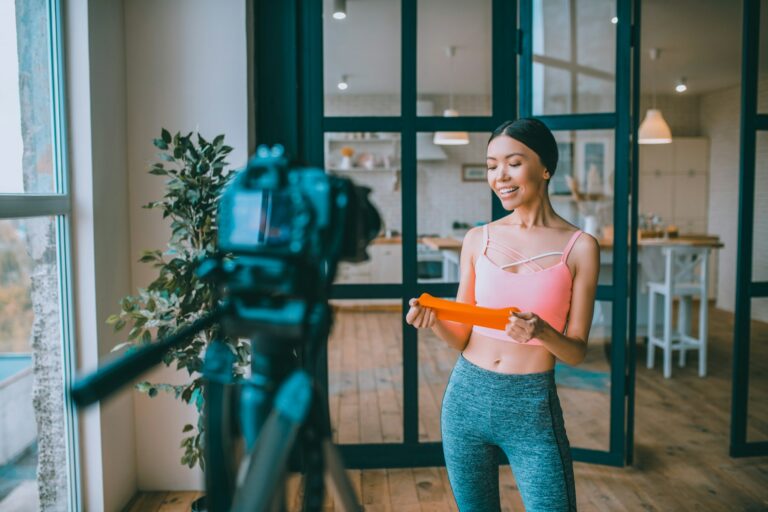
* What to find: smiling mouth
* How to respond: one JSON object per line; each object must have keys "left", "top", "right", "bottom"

{"left": 498, "top": 186, "right": 520, "bottom": 196}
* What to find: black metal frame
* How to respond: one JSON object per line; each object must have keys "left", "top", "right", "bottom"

{"left": 519, "top": 0, "right": 637, "bottom": 466}
{"left": 256, "top": 0, "right": 637, "bottom": 469}
{"left": 730, "top": 0, "right": 768, "bottom": 458}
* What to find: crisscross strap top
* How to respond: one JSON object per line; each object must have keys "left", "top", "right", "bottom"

{"left": 472, "top": 225, "right": 583, "bottom": 345}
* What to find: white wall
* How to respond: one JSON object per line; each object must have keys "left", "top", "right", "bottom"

{"left": 67, "top": 0, "right": 137, "bottom": 510}
{"left": 700, "top": 79, "right": 768, "bottom": 322}
{"left": 123, "top": 0, "right": 250, "bottom": 491}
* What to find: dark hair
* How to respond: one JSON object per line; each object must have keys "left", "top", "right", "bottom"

{"left": 488, "top": 118, "right": 559, "bottom": 180}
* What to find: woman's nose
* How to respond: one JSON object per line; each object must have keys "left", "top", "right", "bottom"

{"left": 497, "top": 164, "right": 512, "bottom": 179}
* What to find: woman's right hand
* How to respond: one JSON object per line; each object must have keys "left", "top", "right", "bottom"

{"left": 405, "top": 298, "right": 436, "bottom": 329}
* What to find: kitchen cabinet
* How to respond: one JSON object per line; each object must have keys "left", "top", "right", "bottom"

{"left": 639, "top": 137, "right": 709, "bottom": 233}
{"left": 335, "top": 240, "right": 402, "bottom": 284}
{"left": 370, "top": 243, "right": 402, "bottom": 282}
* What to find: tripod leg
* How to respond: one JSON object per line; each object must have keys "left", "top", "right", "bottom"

{"left": 322, "top": 441, "right": 362, "bottom": 512}
{"left": 300, "top": 381, "right": 361, "bottom": 512}
{"left": 204, "top": 340, "right": 240, "bottom": 512}
{"left": 231, "top": 370, "right": 313, "bottom": 512}
{"left": 300, "top": 425, "right": 325, "bottom": 512}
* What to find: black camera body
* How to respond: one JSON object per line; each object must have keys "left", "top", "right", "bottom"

{"left": 202, "top": 144, "right": 381, "bottom": 340}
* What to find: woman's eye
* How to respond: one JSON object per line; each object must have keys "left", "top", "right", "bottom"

{"left": 509, "top": 161, "right": 521, "bottom": 167}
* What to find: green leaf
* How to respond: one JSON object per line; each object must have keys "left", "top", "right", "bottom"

{"left": 148, "top": 387, "right": 158, "bottom": 397}
{"left": 153, "top": 138, "right": 168, "bottom": 150}
{"left": 161, "top": 128, "right": 172, "bottom": 144}
{"left": 149, "top": 167, "right": 168, "bottom": 176}
{"left": 141, "top": 330, "right": 152, "bottom": 344}
{"left": 183, "top": 424, "right": 194, "bottom": 433}
{"left": 106, "top": 314, "right": 120, "bottom": 324}
{"left": 111, "top": 341, "right": 134, "bottom": 352}
{"left": 114, "top": 319, "right": 126, "bottom": 331}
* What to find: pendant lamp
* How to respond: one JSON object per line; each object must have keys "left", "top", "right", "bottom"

{"left": 639, "top": 48, "right": 672, "bottom": 144}
{"left": 434, "top": 46, "right": 469, "bottom": 145}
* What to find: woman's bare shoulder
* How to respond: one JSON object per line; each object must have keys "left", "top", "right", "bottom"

{"left": 571, "top": 230, "right": 600, "bottom": 275}
{"left": 460, "top": 226, "right": 485, "bottom": 263}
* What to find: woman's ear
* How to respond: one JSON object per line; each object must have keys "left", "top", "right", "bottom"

{"left": 543, "top": 169, "right": 551, "bottom": 180}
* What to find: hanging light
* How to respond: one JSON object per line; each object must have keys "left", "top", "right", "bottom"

{"left": 638, "top": 109, "right": 672, "bottom": 144}
{"left": 332, "top": 0, "right": 346, "bottom": 20}
{"left": 337, "top": 74, "right": 349, "bottom": 91}
{"left": 675, "top": 77, "right": 688, "bottom": 93}
{"left": 639, "top": 48, "right": 672, "bottom": 144}
{"left": 610, "top": 16, "right": 618, "bottom": 24}
{"left": 434, "top": 46, "right": 469, "bottom": 146}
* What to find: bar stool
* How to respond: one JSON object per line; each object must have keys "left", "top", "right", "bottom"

{"left": 646, "top": 245, "right": 710, "bottom": 378}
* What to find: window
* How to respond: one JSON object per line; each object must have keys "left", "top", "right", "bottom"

{"left": 0, "top": 1, "right": 78, "bottom": 509}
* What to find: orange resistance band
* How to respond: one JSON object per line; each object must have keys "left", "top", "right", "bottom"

{"left": 417, "top": 293, "right": 520, "bottom": 330}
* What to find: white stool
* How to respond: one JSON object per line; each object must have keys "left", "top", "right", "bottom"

{"left": 646, "top": 245, "right": 710, "bottom": 378}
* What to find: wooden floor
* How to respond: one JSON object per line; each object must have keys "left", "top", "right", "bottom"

{"left": 128, "top": 302, "right": 768, "bottom": 511}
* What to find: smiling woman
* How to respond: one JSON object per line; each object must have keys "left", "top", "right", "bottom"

{"left": 407, "top": 117, "right": 600, "bottom": 511}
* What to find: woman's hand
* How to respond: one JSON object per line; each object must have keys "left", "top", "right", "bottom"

{"left": 505, "top": 311, "right": 552, "bottom": 343}
{"left": 405, "top": 298, "right": 437, "bottom": 329}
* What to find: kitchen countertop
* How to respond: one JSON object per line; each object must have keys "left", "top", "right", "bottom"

{"left": 597, "top": 234, "right": 724, "bottom": 249}
{"left": 373, "top": 234, "right": 724, "bottom": 250}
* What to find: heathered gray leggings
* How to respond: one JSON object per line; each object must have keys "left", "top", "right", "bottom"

{"left": 441, "top": 353, "right": 577, "bottom": 511}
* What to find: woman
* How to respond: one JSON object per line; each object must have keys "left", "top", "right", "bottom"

{"left": 406, "top": 118, "right": 600, "bottom": 512}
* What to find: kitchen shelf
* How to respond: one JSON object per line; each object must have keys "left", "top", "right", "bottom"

{"left": 327, "top": 167, "right": 400, "bottom": 173}
{"left": 326, "top": 134, "right": 400, "bottom": 142}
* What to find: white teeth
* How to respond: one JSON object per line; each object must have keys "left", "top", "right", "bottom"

{"left": 499, "top": 187, "right": 519, "bottom": 195}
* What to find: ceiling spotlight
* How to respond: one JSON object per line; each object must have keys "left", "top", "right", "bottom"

{"left": 333, "top": 0, "right": 347, "bottom": 20}
{"left": 337, "top": 75, "right": 349, "bottom": 91}
{"left": 675, "top": 77, "right": 688, "bottom": 93}
{"left": 610, "top": 16, "right": 618, "bottom": 24}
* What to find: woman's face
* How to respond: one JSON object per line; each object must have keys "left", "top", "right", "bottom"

{"left": 486, "top": 134, "right": 549, "bottom": 210}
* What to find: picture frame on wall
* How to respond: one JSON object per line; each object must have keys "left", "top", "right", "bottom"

{"left": 461, "top": 164, "right": 487, "bottom": 182}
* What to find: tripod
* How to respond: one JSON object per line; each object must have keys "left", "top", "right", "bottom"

{"left": 204, "top": 301, "right": 361, "bottom": 512}
{"left": 70, "top": 299, "right": 362, "bottom": 512}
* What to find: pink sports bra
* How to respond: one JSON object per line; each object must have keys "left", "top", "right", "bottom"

{"left": 472, "top": 224, "right": 583, "bottom": 346}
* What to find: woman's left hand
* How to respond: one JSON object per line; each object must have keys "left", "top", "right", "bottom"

{"left": 505, "top": 311, "right": 552, "bottom": 344}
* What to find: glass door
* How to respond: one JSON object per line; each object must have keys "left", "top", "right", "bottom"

{"left": 730, "top": 0, "right": 768, "bottom": 458}
{"left": 518, "top": 0, "right": 638, "bottom": 466}
{"left": 302, "top": 0, "right": 637, "bottom": 468}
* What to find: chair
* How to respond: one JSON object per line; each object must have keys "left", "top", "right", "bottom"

{"left": 646, "top": 245, "right": 710, "bottom": 378}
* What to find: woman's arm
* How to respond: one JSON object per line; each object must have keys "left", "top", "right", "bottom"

{"left": 428, "top": 227, "right": 482, "bottom": 350}
{"left": 538, "top": 232, "right": 600, "bottom": 365}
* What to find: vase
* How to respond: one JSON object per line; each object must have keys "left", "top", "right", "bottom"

{"left": 584, "top": 215, "right": 600, "bottom": 238}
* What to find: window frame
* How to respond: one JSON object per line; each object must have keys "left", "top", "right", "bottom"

{"left": 0, "top": 0, "right": 81, "bottom": 508}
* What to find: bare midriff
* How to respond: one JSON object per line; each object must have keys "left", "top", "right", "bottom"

{"left": 461, "top": 330, "right": 556, "bottom": 374}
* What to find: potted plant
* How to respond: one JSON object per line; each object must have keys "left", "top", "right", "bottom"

{"left": 107, "top": 129, "right": 250, "bottom": 471}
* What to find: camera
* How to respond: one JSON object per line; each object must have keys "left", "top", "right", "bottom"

{"left": 201, "top": 144, "right": 381, "bottom": 340}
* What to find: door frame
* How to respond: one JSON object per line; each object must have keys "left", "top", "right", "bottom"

{"left": 255, "top": 0, "right": 638, "bottom": 468}
{"left": 730, "top": 0, "right": 768, "bottom": 458}
{"left": 517, "top": 0, "right": 638, "bottom": 466}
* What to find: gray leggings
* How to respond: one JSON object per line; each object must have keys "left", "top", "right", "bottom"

{"left": 441, "top": 354, "right": 577, "bottom": 511}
